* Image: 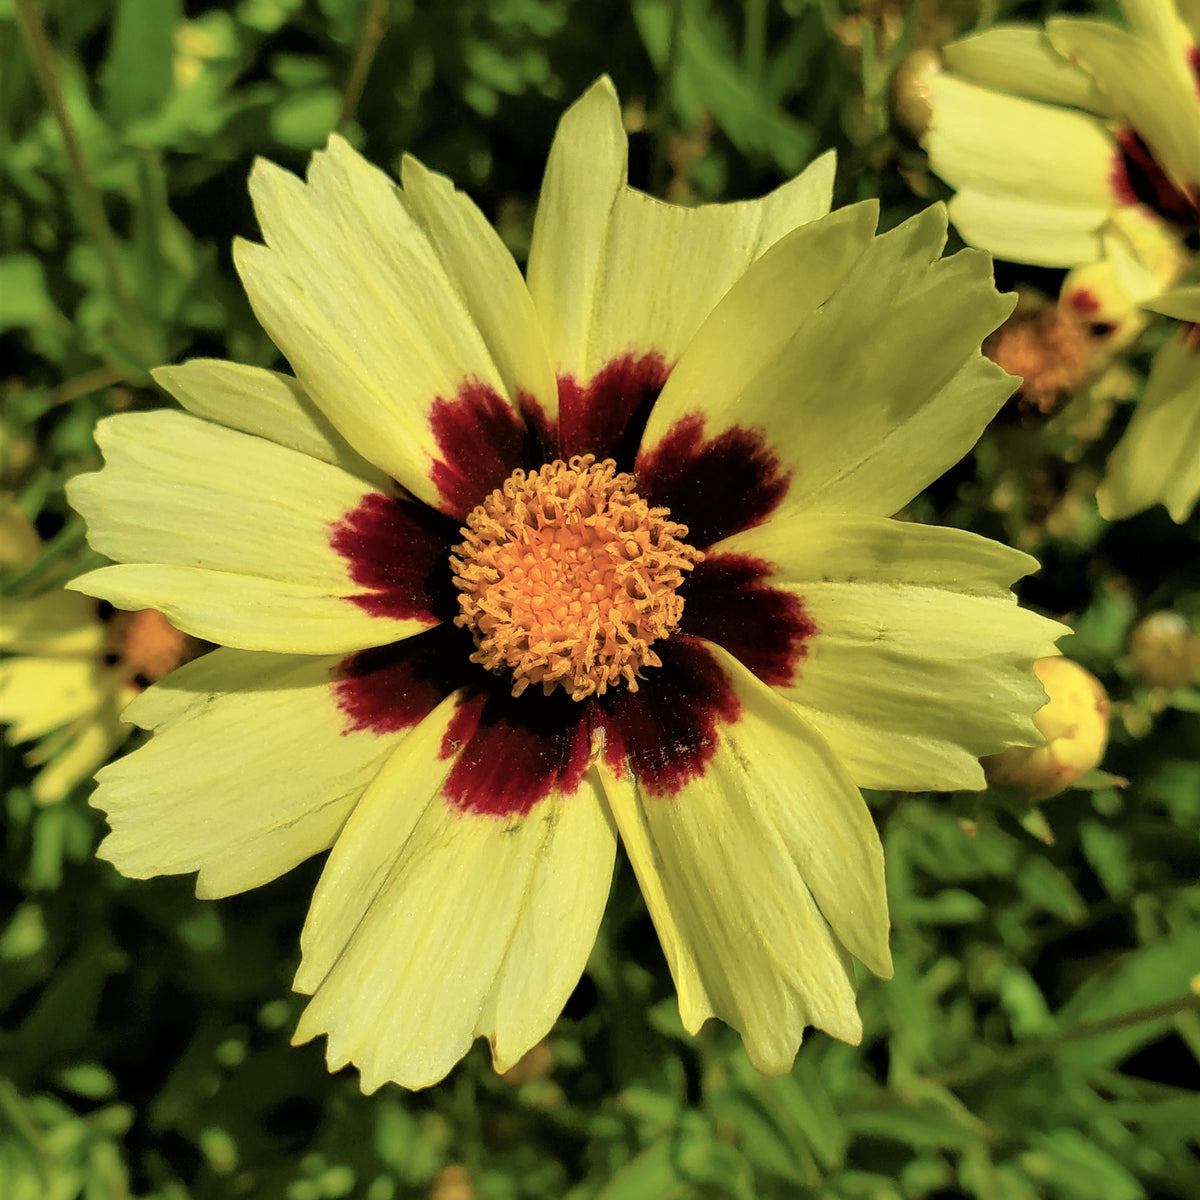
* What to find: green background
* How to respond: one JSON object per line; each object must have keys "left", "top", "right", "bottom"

{"left": 2, "top": 1, "right": 1199, "bottom": 1197}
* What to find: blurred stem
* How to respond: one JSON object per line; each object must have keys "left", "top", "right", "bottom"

{"left": 51, "top": 365, "right": 126, "bottom": 407}
{"left": 1, "top": 520, "right": 88, "bottom": 596}
{"left": 742, "top": 0, "right": 768, "bottom": 79}
{"left": 650, "top": 0, "right": 685, "bottom": 198}
{"left": 937, "top": 993, "right": 1200, "bottom": 1089}
{"left": 339, "top": 0, "right": 389, "bottom": 131}
{"left": 12, "top": 0, "right": 138, "bottom": 329}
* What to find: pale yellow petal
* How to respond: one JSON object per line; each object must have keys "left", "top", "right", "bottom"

{"left": 69, "top": 565, "right": 415, "bottom": 655}
{"left": 294, "top": 701, "right": 615, "bottom": 1090}
{"left": 0, "top": 657, "right": 109, "bottom": 743}
{"left": 32, "top": 702, "right": 126, "bottom": 805}
{"left": 598, "top": 644, "right": 888, "bottom": 1075}
{"left": 153, "top": 360, "right": 390, "bottom": 488}
{"left": 67, "top": 411, "right": 427, "bottom": 652}
{"left": 716, "top": 516, "right": 1065, "bottom": 790}
{"left": 0, "top": 591, "right": 104, "bottom": 657}
{"left": 948, "top": 189, "right": 1108, "bottom": 268}
{"left": 1048, "top": 18, "right": 1200, "bottom": 193}
{"left": 237, "top": 135, "right": 551, "bottom": 507}
{"left": 1099, "top": 331, "right": 1200, "bottom": 522}
{"left": 642, "top": 205, "right": 1017, "bottom": 522}
{"left": 92, "top": 648, "right": 402, "bottom": 898}
{"left": 925, "top": 73, "right": 1117, "bottom": 207}
{"left": 527, "top": 77, "right": 838, "bottom": 381}
{"left": 942, "top": 25, "right": 1109, "bottom": 110}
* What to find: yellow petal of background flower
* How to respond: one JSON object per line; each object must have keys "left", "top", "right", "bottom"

{"left": 0, "top": 591, "right": 104, "bottom": 656}
{"left": 0, "top": 657, "right": 109, "bottom": 742}
{"left": 1098, "top": 330, "right": 1200, "bottom": 522}
{"left": 1144, "top": 283, "right": 1200, "bottom": 321}
{"left": 153, "top": 360, "right": 391, "bottom": 489}
{"left": 948, "top": 189, "right": 1109, "bottom": 268}
{"left": 66, "top": 411, "right": 426, "bottom": 652}
{"left": 719, "top": 517, "right": 1065, "bottom": 791}
{"left": 643, "top": 205, "right": 1017, "bottom": 520}
{"left": 93, "top": 648, "right": 402, "bottom": 899}
{"left": 236, "top": 135, "right": 554, "bottom": 507}
{"left": 598, "top": 644, "right": 889, "bottom": 1076}
{"left": 942, "top": 25, "right": 1109, "bottom": 110}
{"left": 30, "top": 703, "right": 126, "bottom": 806}
{"left": 925, "top": 73, "right": 1117, "bottom": 208}
{"left": 527, "top": 76, "right": 837, "bottom": 382}
{"left": 294, "top": 702, "right": 615, "bottom": 1090}
{"left": 1048, "top": 18, "right": 1200, "bottom": 194}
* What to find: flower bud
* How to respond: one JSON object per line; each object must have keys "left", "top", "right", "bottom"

{"left": 983, "top": 657, "right": 1109, "bottom": 800}
{"left": 893, "top": 47, "right": 940, "bottom": 137}
{"left": 1128, "top": 611, "right": 1200, "bottom": 689}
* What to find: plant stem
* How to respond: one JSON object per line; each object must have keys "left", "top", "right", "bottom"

{"left": 12, "top": 0, "right": 139, "bottom": 328}
{"left": 937, "top": 993, "right": 1200, "bottom": 1089}
{"left": 338, "top": 0, "right": 389, "bottom": 131}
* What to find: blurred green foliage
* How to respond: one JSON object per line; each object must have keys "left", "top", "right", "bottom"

{"left": 2, "top": 0, "right": 1199, "bottom": 1197}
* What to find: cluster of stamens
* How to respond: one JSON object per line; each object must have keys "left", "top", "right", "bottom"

{"left": 450, "top": 455, "right": 703, "bottom": 701}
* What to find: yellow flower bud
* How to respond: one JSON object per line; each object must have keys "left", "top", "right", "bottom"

{"left": 1128, "top": 611, "right": 1200, "bottom": 689}
{"left": 983, "top": 657, "right": 1109, "bottom": 801}
{"left": 892, "top": 47, "right": 940, "bottom": 138}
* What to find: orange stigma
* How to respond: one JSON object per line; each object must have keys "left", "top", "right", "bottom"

{"left": 450, "top": 455, "right": 703, "bottom": 701}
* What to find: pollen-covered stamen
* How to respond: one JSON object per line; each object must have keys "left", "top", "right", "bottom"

{"left": 450, "top": 455, "right": 703, "bottom": 701}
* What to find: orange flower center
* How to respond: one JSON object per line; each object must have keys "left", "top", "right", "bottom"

{"left": 450, "top": 455, "right": 703, "bottom": 701}
{"left": 105, "top": 608, "right": 193, "bottom": 684}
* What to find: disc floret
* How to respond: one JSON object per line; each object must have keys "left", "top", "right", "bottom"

{"left": 450, "top": 455, "right": 703, "bottom": 700}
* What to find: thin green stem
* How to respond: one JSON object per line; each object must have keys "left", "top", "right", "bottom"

{"left": 650, "top": 0, "right": 686, "bottom": 198}
{"left": 936, "top": 993, "right": 1200, "bottom": 1089}
{"left": 338, "top": 0, "right": 389, "bottom": 131}
{"left": 12, "top": 0, "right": 139, "bottom": 327}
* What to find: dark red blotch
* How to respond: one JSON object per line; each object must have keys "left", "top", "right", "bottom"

{"left": 333, "top": 624, "right": 469, "bottom": 735}
{"left": 636, "top": 412, "right": 791, "bottom": 549}
{"left": 331, "top": 358, "right": 810, "bottom": 816}
{"left": 595, "top": 638, "right": 740, "bottom": 798}
{"left": 680, "top": 553, "right": 815, "bottom": 688}
{"left": 429, "top": 382, "right": 551, "bottom": 518}
{"left": 440, "top": 683, "right": 593, "bottom": 817}
{"left": 557, "top": 351, "right": 671, "bottom": 467}
{"left": 331, "top": 491, "right": 459, "bottom": 623}
{"left": 1111, "top": 129, "right": 1200, "bottom": 229}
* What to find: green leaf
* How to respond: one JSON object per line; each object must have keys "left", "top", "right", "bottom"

{"left": 101, "top": 0, "right": 182, "bottom": 125}
{"left": 1057, "top": 925, "right": 1200, "bottom": 1070}
{"left": 269, "top": 86, "right": 342, "bottom": 149}
{"left": 1020, "top": 1130, "right": 1145, "bottom": 1200}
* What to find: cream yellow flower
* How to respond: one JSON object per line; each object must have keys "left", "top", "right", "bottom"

{"left": 919, "top": 1, "right": 1200, "bottom": 519}
{"left": 0, "top": 509, "right": 194, "bottom": 803}
{"left": 66, "top": 79, "right": 1061, "bottom": 1090}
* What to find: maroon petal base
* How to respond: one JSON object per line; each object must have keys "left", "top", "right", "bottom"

{"left": 679, "top": 554, "right": 816, "bottom": 688}
{"left": 331, "top": 491, "right": 459, "bottom": 624}
{"left": 596, "top": 638, "right": 740, "bottom": 798}
{"left": 557, "top": 352, "right": 671, "bottom": 466}
{"left": 1111, "top": 130, "right": 1200, "bottom": 229}
{"left": 636, "top": 413, "right": 792, "bottom": 549}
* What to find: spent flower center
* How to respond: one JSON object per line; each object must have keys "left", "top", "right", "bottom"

{"left": 450, "top": 455, "right": 703, "bottom": 701}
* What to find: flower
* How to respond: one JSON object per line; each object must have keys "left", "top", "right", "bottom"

{"left": 917, "top": 3, "right": 1200, "bottom": 519}
{"left": 919, "top": 5, "right": 1193, "bottom": 299}
{"left": 66, "top": 79, "right": 1061, "bottom": 1090}
{"left": 983, "top": 657, "right": 1110, "bottom": 800}
{"left": 0, "top": 508, "right": 195, "bottom": 804}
